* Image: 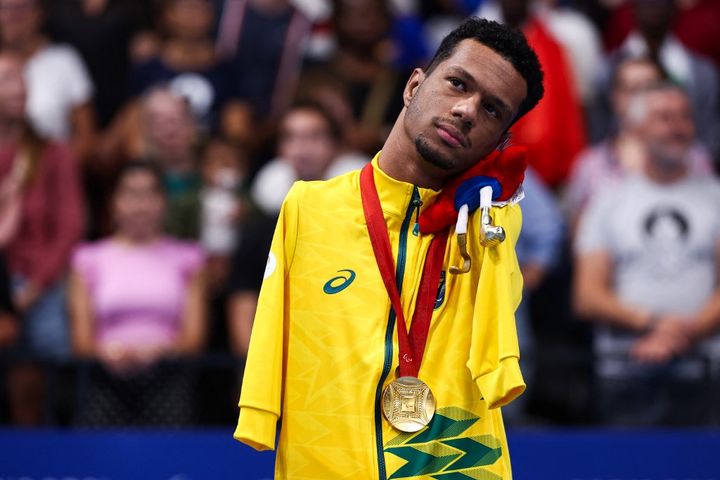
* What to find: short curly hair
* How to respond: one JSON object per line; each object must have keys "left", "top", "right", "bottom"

{"left": 425, "top": 17, "right": 544, "bottom": 125}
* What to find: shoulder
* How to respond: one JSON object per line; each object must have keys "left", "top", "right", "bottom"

{"left": 689, "top": 50, "right": 719, "bottom": 82}
{"left": 574, "top": 141, "right": 615, "bottom": 172}
{"left": 161, "top": 237, "right": 205, "bottom": 262}
{"left": 43, "top": 141, "right": 75, "bottom": 159}
{"left": 39, "top": 142, "right": 79, "bottom": 173}
{"left": 30, "top": 44, "right": 85, "bottom": 68}
{"left": 290, "top": 169, "right": 360, "bottom": 207}
{"left": 71, "top": 239, "right": 112, "bottom": 272}
{"left": 251, "top": 159, "right": 296, "bottom": 215}
{"left": 686, "top": 175, "right": 720, "bottom": 199}
{"left": 579, "top": 176, "right": 637, "bottom": 227}
{"left": 589, "top": 175, "right": 634, "bottom": 208}
{"left": 325, "top": 154, "right": 368, "bottom": 179}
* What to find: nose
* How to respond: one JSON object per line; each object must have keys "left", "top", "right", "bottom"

{"left": 450, "top": 95, "right": 478, "bottom": 130}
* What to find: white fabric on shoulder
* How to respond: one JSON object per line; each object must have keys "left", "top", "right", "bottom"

{"left": 24, "top": 44, "right": 94, "bottom": 140}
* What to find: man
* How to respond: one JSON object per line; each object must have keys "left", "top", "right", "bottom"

{"left": 566, "top": 56, "right": 713, "bottom": 231}
{"left": 234, "top": 18, "right": 543, "bottom": 478}
{"left": 574, "top": 83, "right": 720, "bottom": 425}
{"left": 215, "top": 0, "right": 311, "bottom": 120}
{"left": 594, "top": 0, "right": 720, "bottom": 159}
{"left": 250, "top": 101, "right": 367, "bottom": 216}
{"left": 139, "top": 87, "right": 202, "bottom": 239}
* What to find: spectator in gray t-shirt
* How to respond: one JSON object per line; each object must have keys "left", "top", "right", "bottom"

{"left": 573, "top": 83, "right": 720, "bottom": 426}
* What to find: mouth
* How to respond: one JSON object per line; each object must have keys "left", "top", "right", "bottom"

{"left": 435, "top": 123, "right": 467, "bottom": 148}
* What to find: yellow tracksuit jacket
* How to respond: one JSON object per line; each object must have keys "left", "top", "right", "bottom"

{"left": 234, "top": 155, "right": 525, "bottom": 479}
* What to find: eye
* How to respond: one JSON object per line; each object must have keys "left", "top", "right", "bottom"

{"left": 483, "top": 103, "right": 500, "bottom": 119}
{"left": 448, "top": 77, "right": 466, "bottom": 91}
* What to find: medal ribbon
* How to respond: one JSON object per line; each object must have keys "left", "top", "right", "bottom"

{"left": 360, "top": 163, "right": 448, "bottom": 378}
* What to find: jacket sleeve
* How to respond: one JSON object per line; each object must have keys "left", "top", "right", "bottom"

{"left": 233, "top": 183, "right": 301, "bottom": 451}
{"left": 467, "top": 203, "right": 525, "bottom": 409}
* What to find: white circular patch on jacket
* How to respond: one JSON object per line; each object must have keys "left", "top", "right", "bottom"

{"left": 263, "top": 252, "right": 277, "bottom": 279}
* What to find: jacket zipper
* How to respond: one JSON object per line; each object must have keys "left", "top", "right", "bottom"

{"left": 374, "top": 186, "right": 420, "bottom": 479}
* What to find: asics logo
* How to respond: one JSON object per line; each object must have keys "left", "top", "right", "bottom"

{"left": 323, "top": 269, "right": 356, "bottom": 294}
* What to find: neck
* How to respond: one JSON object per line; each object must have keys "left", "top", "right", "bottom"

{"left": 165, "top": 38, "right": 213, "bottom": 64}
{"left": 0, "top": 120, "right": 24, "bottom": 146}
{"left": 378, "top": 113, "right": 446, "bottom": 190}
{"left": 169, "top": 36, "right": 206, "bottom": 49}
{"left": 644, "top": 159, "right": 687, "bottom": 184}
{"left": 641, "top": 32, "right": 665, "bottom": 57}
{"left": 164, "top": 153, "right": 195, "bottom": 176}
{"left": 144, "top": 142, "right": 195, "bottom": 174}
{"left": 115, "top": 231, "right": 161, "bottom": 245}
{"left": 5, "top": 35, "right": 45, "bottom": 60}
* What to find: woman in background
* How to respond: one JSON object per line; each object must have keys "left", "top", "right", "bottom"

{"left": 69, "top": 160, "right": 207, "bottom": 426}
{"left": 0, "top": 0, "right": 96, "bottom": 162}
{"left": 0, "top": 51, "right": 84, "bottom": 424}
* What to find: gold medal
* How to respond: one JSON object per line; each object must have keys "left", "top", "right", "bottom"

{"left": 382, "top": 376, "right": 436, "bottom": 432}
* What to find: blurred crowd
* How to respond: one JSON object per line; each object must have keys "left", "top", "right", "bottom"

{"left": 0, "top": 0, "right": 719, "bottom": 428}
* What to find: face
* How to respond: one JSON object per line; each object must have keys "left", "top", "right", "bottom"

{"left": 278, "top": 109, "right": 338, "bottom": 181}
{"left": 402, "top": 39, "right": 527, "bottom": 179}
{"left": 164, "top": 0, "right": 213, "bottom": 40}
{"left": 638, "top": 89, "right": 695, "bottom": 169}
{"left": 202, "top": 141, "right": 245, "bottom": 188}
{"left": 0, "top": 56, "right": 27, "bottom": 121}
{"left": 612, "top": 60, "right": 662, "bottom": 123}
{"left": 143, "top": 91, "right": 196, "bottom": 157}
{"left": 334, "top": 0, "right": 390, "bottom": 50}
{"left": 113, "top": 169, "right": 166, "bottom": 240}
{"left": 0, "top": 0, "right": 42, "bottom": 48}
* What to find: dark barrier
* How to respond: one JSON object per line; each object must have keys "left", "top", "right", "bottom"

{"left": 0, "top": 428, "right": 718, "bottom": 480}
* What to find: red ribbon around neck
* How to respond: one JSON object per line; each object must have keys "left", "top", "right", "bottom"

{"left": 360, "top": 163, "right": 448, "bottom": 378}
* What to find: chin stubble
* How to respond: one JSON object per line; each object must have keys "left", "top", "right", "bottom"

{"left": 414, "top": 133, "right": 455, "bottom": 171}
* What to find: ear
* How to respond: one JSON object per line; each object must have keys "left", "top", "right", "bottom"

{"left": 403, "top": 68, "right": 426, "bottom": 107}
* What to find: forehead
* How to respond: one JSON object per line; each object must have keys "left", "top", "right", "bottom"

{"left": 119, "top": 170, "right": 160, "bottom": 189}
{"left": 205, "top": 142, "right": 239, "bottom": 163}
{"left": 169, "top": 0, "right": 211, "bottom": 8}
{"left": 617, "top": 61, "right": 660, "bottom": 85}
{"left": 282, "top": 109, "right": 330, "bottom": 131}
{"left": 432, "top": 39, "right": 527, "bottom": 113}
{"left": 145, "top": 93, "right": 187, "bottom": 115}
{"left": 648, "top": 89, "right": 690, "bottom": 112}
{"left": 0, "top": 0, "right": 37, "bottom": 10}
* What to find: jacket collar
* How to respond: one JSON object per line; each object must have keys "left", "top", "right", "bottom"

{"left": 370, "top": 152, "right": 441, "bottom": 219}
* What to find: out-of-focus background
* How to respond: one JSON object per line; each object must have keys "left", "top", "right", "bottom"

{"left": 0, "top": 0, "right": 719, "bottom": 478}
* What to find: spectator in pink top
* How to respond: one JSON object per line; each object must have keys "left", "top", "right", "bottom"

{"left": 69, "top": 160, "right": 207, "bottom": 426}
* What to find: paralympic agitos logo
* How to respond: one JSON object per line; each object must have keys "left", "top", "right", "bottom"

{"left": 323, "top": 269, "right": 356, "bottom": 294}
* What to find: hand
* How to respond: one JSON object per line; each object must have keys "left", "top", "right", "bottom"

{"left": 133, "top": 344, "right": 173, "bottom": 368}
{"left": 630, "top": 315, "right": 691, "bottom": 364}
{"left": 520, "top": 262, "right": 546, "bottom": 292}
{"left": 99, "top": 342, "right": 175, "bottom": 374}
{"left": 0, "top": 313, "right": 18, "bottom": 347}
{"left": 98, "top": 343, "right": 144, "bottom": 376}
{"left": 14, "top": 282, "right": 41, "bottom": 312}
